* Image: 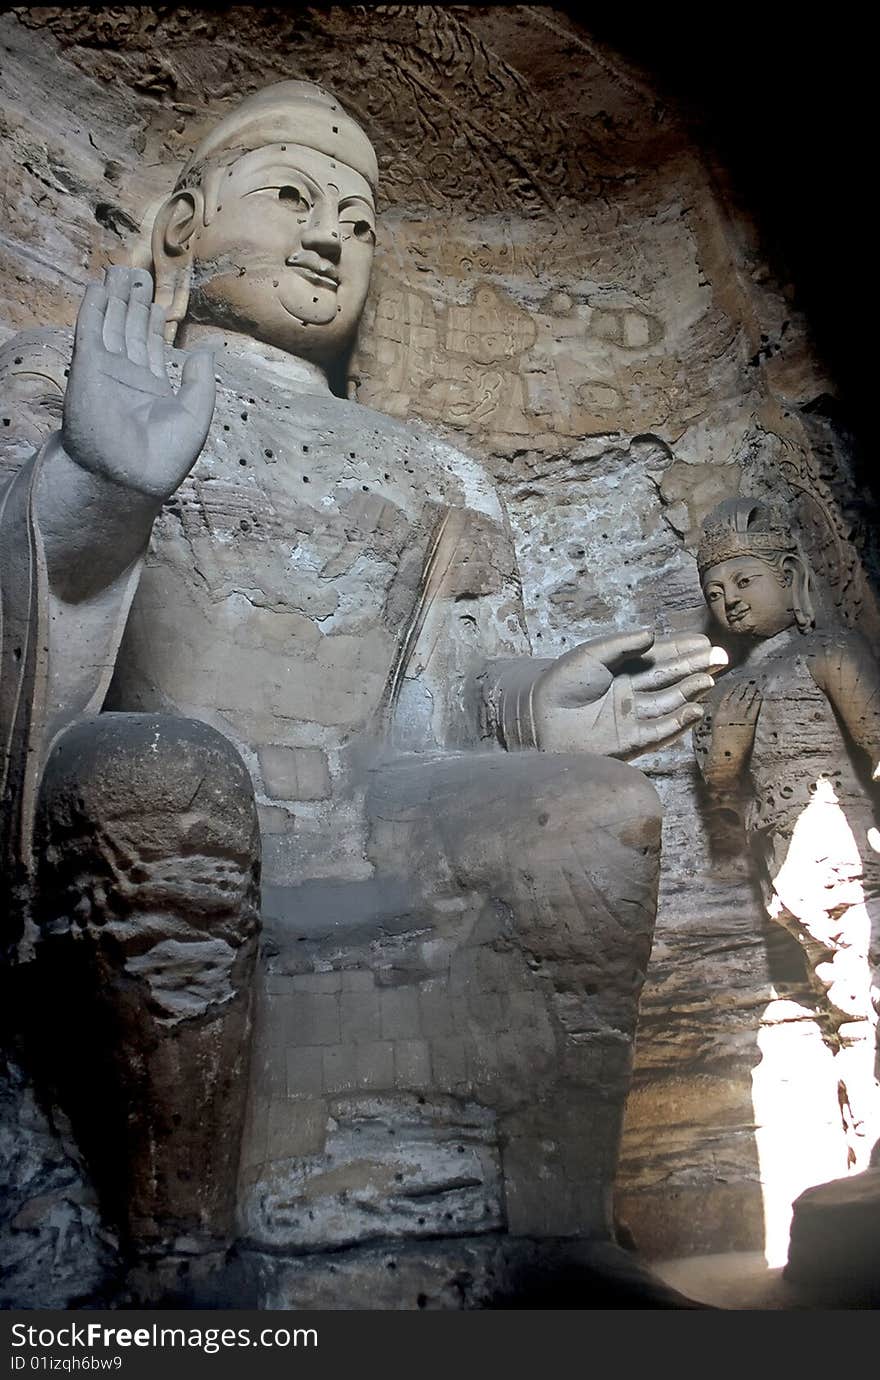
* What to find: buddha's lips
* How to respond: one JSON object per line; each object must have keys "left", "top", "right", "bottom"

{"left": 290, "top": 264, "right": 339, "bottom": 290}
{"left": 192, "top": 257, "right": 339, "bottom": 290}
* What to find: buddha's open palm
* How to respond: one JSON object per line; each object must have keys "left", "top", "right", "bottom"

{"left": 62, "top": 266, "right": 215, "bottom": 501}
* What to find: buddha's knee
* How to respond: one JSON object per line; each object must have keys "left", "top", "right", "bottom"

{"left": 37, "top": 712, "right": 260, "bottom": 949}
{"left": 32, "top": 714, "right": 260, "bottom": 1251}
{"left": 509, "top": 750, "right": 662, "bottom": 853}
{"left": 471, "top": 753, "right": 662, "bottom": 974}
{"left": 368, "top": 748, "right": 661, "bottom": 963}
{"left": 445, "top": 751, "right": 662, "bottom": 907}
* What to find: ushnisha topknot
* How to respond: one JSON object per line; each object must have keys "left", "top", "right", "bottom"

{"left": 697, "top": 497, "right": 798, "bottom": 577}
{"left": 176, "top": 79, "right": 379, "bottom": 193}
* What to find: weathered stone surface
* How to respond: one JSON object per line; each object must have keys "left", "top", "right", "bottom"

{"left": 239, "top": 1236, "right": 708, "bottom": 1310}
{"left": 0, "top": 5, "right": 878, "bottom": 1289}
{"left": 0, "top": 1058, "right": 114, "bottom": 1309}
{"left": 785, "top": 1167, "right": 880, "bottom": 1304}
{"left": 242, "top": 1093, "right": 504, "bottom": 1250}
{"left": 240, "top": 750, "right": 662, "bottom": 1255}
{"left": 31, "top": 714, "right": 261, "bottom": 1266}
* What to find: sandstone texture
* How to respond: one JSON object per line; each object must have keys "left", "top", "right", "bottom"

{"left": 785, "top": 1167, "right": 880, "bottom": 1305}
{"left": 1, "top": 5, "right": 877, "bottom": 1293}
{"left": 0, "top": 1057, "right": 115, "bottom": 1309}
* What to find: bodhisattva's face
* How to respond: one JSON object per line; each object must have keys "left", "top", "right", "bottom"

{"left": 185, "top": 143, "right": 376, "bottom": 362}
{"left": 701, "top": 555, "right": 796, "bottom": 638}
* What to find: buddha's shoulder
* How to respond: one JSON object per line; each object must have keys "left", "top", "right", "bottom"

{"left": 209, "top": 352, "right": 506, "bottom": 526}
{"left": 345, "top": 402, "right": 507, "bottom": 529}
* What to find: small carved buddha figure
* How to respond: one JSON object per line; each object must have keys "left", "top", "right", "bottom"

{"left": 694, "top": 498, "right": 880, "bottom": 1171}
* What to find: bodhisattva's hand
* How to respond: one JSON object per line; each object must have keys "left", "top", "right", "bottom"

{"left": 700, "top": 680, "right": 761, "bottom": 780}
{"left": 62, "top": 265, "right": 215, "bottom": 502}
{"left": 711, "top": 680, "right": 762, "bottom": 737}
{"left": 531, "top": 627, "right": 726, "bottom": 759}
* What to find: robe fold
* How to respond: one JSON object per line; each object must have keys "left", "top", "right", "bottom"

{"left": 0, "top": 340, "right": 142, "bottom": 953}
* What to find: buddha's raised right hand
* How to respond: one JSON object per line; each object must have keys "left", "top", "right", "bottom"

{"left": 62, "top": 266, "right": 215, "bottom": 501}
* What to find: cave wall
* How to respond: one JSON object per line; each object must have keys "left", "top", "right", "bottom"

{"left": 1, "top": 4, "right": 874, "bottom": 1262}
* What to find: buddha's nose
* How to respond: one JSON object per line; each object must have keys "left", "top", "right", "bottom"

{"left": 300, "top": 201, "right": 342, "bottom": 263}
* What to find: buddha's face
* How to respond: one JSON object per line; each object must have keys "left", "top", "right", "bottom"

{"left": 183, "top": 142, "right": 375, "bottom": 362}
{"left": 701, "top": 555, "right": 796, "bottom": 638}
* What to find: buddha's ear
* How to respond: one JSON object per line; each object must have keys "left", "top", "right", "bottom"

{"left": 783, "top": 553, "right": 815, "bottom": 632}
{"left": 150, "top": 189, "right": 204, "bottom": 343}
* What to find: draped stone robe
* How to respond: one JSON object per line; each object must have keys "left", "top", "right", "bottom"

{"left": 105, "top": 335, "right": 533, "bottom": 878}
{"left": 0, "top": 331, "right": 143, "bottom": 955}
{"left": 0, "top": 328, "right": 662, "bottom": 1301}
{"left": 0, "top": 328, "right": 527, "bottom": 908}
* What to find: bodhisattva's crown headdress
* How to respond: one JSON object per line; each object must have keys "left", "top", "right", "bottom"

{"left": 697, "top": 496, "right": 815, "bottom": 631}
{"left": 696, "top": 498, "right": 797, "bottom": 577}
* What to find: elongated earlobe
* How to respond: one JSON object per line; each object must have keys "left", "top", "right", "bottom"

{"left": 150, "top": 190, "right": 203, "bottom": 343}
{"left": 784, "top": 554, "right": 815, "bottom": 632}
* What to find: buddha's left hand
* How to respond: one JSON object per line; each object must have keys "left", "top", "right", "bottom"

{"left": 531, "top": 628, "right": 727, "bottom": 758}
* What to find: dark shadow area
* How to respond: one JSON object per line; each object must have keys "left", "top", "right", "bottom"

{"left": 578, "top": 14, "right": 876, "bottom": 499}
{"left": 482, "top": 1239, "right": 713, "bottom": 1309}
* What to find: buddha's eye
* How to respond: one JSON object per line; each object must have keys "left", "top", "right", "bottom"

{"left": 341, "top": 216, "right": 375, "bottom": 243}
{"left": 736, "top": 577, "right": 752, "bottom": 589}
{"left": 706, "top": 590, "right": 721, "bottom": 602}
{"left": 278, "top": 185, "right": 310, "bottom": 211}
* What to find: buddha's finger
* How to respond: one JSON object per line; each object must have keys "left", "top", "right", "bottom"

{"left": 177, "top": 349, "right": 216, "bottom": 437}
{"left": 649, "top": 633, "right": 714, "bottom": 660}
{"left": 630, "top": 649, "right": 716, "bottom": 690}
{"left": 103, "top": 265, "right": 133, "bottom": 301}
{"left": 147, "top": 303, "right": 167, "bottom": 378}
{"left": 638, "top": 703, "right": 703, "bottom": 751}
{"left": 636, "top": 674, "right": 715, "bottom": 719}
{"left": 128, "top": 268, "right": 153, "bottom": 301}
{"left": 584, "top": 627, "right": 655, "bottom": 671}
{"left": 124, "top": 296, "right": 151, "bottom": 366}
{"left": 102, "top": 294, "right": 127, "bottom": 354}
{"left": 73, "top": 283, "right": 108, "bottom": 350}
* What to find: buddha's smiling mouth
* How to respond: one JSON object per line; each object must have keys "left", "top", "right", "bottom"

{"left": 290, "top": 264, "right": 339, "bottom": 290}
{"left": 285, "top": 252, "right": 340, "bottom": 290}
